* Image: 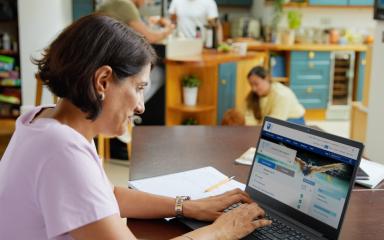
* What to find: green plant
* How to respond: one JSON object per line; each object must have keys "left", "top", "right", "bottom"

{"left": 287, "top": 10, "right": 302, "bottom": 30}
{"left": 182, "top": 75, "right": 201, "bottom": 88}
{"left": 182, "top": 118, "right": 198, "bottom": 125}
{"left": 272, "top": 0, "right": 285, "bottom": 31}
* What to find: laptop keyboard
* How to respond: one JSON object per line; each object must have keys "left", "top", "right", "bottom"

{"left": 224, "top": 203, "right": 313, "bottom": 240}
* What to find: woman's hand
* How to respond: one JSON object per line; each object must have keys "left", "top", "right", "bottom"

{"left": 182, "top": 189, "right": 253, "bottom": 221}
{"left": 211, "top": 203, "right": 272, "bottom": 240}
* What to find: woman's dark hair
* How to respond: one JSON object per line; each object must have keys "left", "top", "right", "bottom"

{"left": 33, "top": 14, "right": 157, "bottom": 120}
{"left": 246, "top": 66, "right": 270, "bottom": 121}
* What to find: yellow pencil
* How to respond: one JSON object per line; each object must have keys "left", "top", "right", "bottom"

{"left": 204, "top": 176, "right": 235, "bottom": 192}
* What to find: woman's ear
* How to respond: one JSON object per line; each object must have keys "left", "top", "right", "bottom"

{"left": 94, "top": 65, "right": 113, "bottom": 94}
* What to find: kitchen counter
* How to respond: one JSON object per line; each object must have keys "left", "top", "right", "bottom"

{"left": 246, "top": 42, "right": 368, "bottom": 52}
{"left": 165, "top": 49, "right": 264, "bottom": 66}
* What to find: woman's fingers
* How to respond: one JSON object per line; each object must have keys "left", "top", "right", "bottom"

{"left": 215, "top": 188, "right": 253, "bottom": 204}
{"left": 252, "top": 219, "right": 272, "bottom": 229}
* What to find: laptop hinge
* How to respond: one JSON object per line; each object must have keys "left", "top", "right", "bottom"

{"left": 261, "top": 204, "right": 327, "bottom": 239}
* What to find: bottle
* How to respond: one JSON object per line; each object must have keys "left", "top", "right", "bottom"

{"left": 195, "top": 26, "right": 201, "bottom": 39}
{"left": 2, "top": 33, "right": 11, "bottom": 50}
{"left": 205, "top": 26, "right": 213, "bottom": 48}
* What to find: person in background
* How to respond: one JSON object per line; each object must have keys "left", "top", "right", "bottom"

{"left": 169, "top": 0, "right": 222, "bottom": 42}
{"left": 98, "top": 0, "right": 174, "bottom": 43}
{"left": 0, "top": 15, "right": 271, "bottom": 240}
{"left": 245, "top": 66, "right": 306, "bottom": 125}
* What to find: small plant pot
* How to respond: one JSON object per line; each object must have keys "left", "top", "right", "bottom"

{"left": 183, "top": 87, "right": 198, "bottom": 106}
{"left": 281, "top": 29, "right": 295, "bottom": 45}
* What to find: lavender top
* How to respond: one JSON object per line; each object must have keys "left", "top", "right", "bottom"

{"left": 0, "top": 106, "right": 119, "bottom": 239}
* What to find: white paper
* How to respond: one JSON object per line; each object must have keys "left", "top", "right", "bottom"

{"left": 355, "top": 158, "right": 384, "bottom": 189}
{"left": 128, "top": 166, "right": 245, "bottom": 200}
{"left": 234, "top": 147, "right": 256, "bottom": 166}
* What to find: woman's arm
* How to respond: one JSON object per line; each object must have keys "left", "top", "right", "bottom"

{"left": 70, "top": 188, "right": 270, "bottom": 240}
{"left": 114, "top": 187, "right": 253, "bottom": 220}
{"left": 114, "top": 186, "right": 176, "bottom": 218}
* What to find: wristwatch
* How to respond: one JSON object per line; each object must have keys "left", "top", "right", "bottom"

{"left": 175, "top": 196, "right": 191, "bottom": 218}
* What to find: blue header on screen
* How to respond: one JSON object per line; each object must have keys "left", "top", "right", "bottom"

{"left": 261, "top": 131, "right": 356, "bottom": 166}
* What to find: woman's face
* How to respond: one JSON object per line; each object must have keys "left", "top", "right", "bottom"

{"left": 100, "top": 64, "right": 151, "bottom": 137}
{"left": 248, "top": 74, "right": 270, "bottom": 97}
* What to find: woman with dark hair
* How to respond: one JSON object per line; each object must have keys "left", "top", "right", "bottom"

{"left": 245, "top": 66, "right": 306, "bottom": 125}
{"left": 0, "top": 15, "right": 271, "bottom": 239}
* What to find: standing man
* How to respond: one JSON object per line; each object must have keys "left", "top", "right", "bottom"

{"left": 98, "top": 0, "right": 174, "bottom": 43}
{"left": 169, "top": 0, "right": 222, "bottom": 42}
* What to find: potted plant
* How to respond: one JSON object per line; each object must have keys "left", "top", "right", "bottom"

{"left": 282, "top": 10, "right": 302, "bottom": 45}
{"left": 182, "top": 75, "right": 200, "bottom": 106}
{"left": 182, "top": 118, "right": 198, "bottom": 125}
{"left": 271, "top": 0, "right": 285, "bottom": 43}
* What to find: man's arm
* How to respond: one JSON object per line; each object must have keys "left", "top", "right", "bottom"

{"left": 208, "top": 18, "right": 223, "bottom": 44}
{"left": 128, "top": 20, "right": 174, "bottom": 43}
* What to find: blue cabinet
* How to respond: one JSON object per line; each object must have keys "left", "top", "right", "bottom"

{"left": 215, "top": 0, "right": 252, "bottom": 6}
{"left": 309, "top": 0, "right": 373, "bottom": 5}
{"left": 218, "top": 62, "right": 237, "bottom": 123}
{"left": 309, "top": 0, "right": 348, "bottom": 5}
{"left": 290, "top": 51, "right": 331, "bottom": 109}
{"left": 73, "top": 0, "right": 95, "bottom": 21}
{"left": 356, "top": 52, "right": 366, "bottom": 101}
{"left": 349, "top": 0, "right": 373, "bottom": 5}
{"left": 291, "top": 85, "right": 329, "bottom": 109}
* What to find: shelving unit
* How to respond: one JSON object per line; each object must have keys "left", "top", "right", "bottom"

{"left": 266, "top": 0, "right": 373, "bottom": 8}
{"left": 165, "top": 51, "right": 266, "bottom": 126}
{"left": 166, "top": 63, "right": 218, "bottom": 125}
{"left": 0, "top": 0, "right": 21, "bottom": 124}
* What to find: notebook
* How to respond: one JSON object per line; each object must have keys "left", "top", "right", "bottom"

{"left": 128, "top": 166, "right": 245, "bottom": 200}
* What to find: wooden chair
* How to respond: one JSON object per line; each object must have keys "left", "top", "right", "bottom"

{"left": 35, "top": 74, "right": 111, "bottom": 161}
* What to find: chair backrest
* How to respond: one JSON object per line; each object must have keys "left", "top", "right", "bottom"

{"left": 35, "top": 73, "right": 58, "bottom": 105}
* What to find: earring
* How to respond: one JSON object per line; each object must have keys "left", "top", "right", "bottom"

{"left": 99, "top": 93, "right": 105, "bottom": 101}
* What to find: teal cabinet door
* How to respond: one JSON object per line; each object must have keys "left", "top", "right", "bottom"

{"left": 291, "top": 85, "right": 329, "bottom": 108}
{"left": 215, "top": 0, "right": 252, "bottom": 6}
{"left": 349, "top": 0, "right": 373, "bottom": 5}
{"left": 218, "top": 62, "right": 237, "bottom": 123}
{"left": 73, "top": 0, "right": 95, "bottom": 21}
{"left": 356, "top": 52, "right": 366, "bottom": 101}
{"left": 290, "top": 61, "right": 331, "bottom": 86}
{"left": 290, "top": 51, "right": 331, "bottom": 109}
{"left": 309, "top": 0, "right": 348, "bottom": 5}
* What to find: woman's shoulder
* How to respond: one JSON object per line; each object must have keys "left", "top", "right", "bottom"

{"left": 272, "top": 82, "right": 295, "bottom": 98}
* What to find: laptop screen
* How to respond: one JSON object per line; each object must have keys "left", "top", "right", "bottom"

{"left": 248, "top": 120, "right": 360, "bottom": 229}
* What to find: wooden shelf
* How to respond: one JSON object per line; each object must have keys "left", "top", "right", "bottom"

{"left": 168, "top": 104, "right": 215, "bottom": 113}
{"left": 0, "top": 50, "right": 18, "bottom": 55}
{"left": 266, "top": 1, "right": 372, "bottom": 9}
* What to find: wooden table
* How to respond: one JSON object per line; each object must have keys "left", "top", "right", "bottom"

{"left": 128, "top": 126, "right": 384, "bottom": 240}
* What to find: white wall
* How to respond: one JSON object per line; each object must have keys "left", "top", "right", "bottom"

{"left": 18, "top": 0, "right": 72, "bottom": 108}
{"left": 366, "top": 21, "right": 384, "bottom": 164}
{"left": 258, "top": 4, "right": 376, "bottom": 33}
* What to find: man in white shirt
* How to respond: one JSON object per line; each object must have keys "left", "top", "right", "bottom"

{"left": 169, "top": 0, "right": 222, "bottom": 41}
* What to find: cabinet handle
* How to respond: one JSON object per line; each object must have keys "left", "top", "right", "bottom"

{"left": 221, "top": 79, "right": 227, "bottom": 85}
{"left": 361, "top": 59, "right": 366, "bottom": 66}
{"left": 308, "top": 62, "right": 315, "bottom": 69}
{"left": 308, "top": 51, "right": 315, "bottom": 59}
{"left": 306, "top": 87, "right": 313, "bottom": 94}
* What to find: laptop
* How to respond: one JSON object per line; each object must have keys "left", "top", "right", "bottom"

{"left": 180, "top": 117, "right": 364, "bottom": 240}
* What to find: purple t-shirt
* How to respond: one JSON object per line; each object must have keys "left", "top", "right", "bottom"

{"left": 0, "top": 106, "right": 119, "bottom": 239}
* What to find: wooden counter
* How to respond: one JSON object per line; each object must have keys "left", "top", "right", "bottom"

{"left": 165, "top": 49, "right": 265, "bottom": 66}
{"left": 246, "top": 42, "right": 368, "bottom": 52}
